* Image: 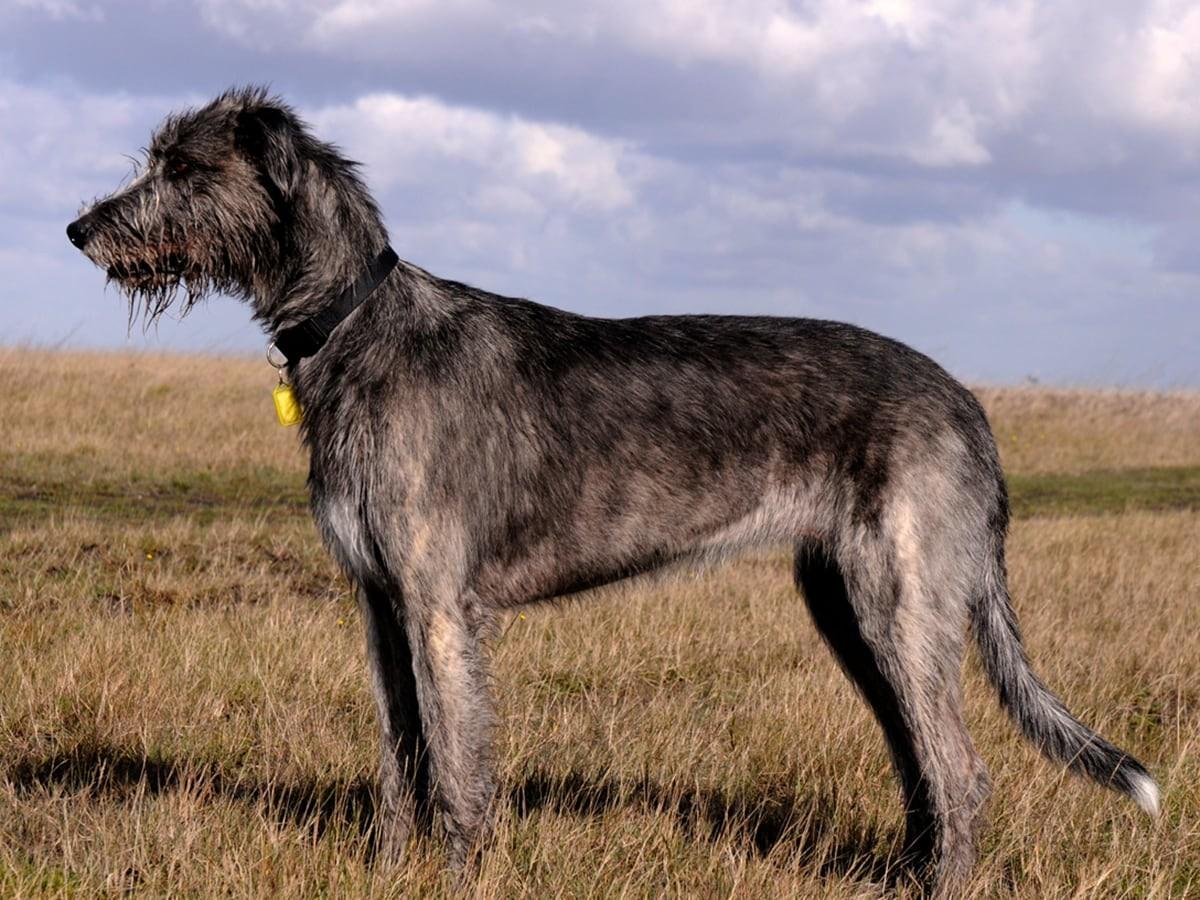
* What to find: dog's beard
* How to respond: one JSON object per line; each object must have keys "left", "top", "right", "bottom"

{"left": 99, "top": 244, "right": 242, "bottom": 331}
{"left": 110, "top": 268, "right": 203, "bottom": 331}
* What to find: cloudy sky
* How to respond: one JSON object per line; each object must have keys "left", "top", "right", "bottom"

{"left": 2, "top": 0, "right": 1198, "bottom": 385}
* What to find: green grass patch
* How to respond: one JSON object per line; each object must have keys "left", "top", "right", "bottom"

{"left": 0, "top": 453, "right": 307, "bottom": 526}
{"left": 0, "top": 857, "right": 86, "bottom": 895}
{"left": 3, "top": 453, "right": 1199, "bottom": 527}
{"left": 1007, "top": 465, "right": 1200, "bottom": 518}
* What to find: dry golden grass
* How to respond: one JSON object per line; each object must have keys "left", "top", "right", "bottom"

{"left": 975, "top": 386, "right": 1200, "bottom": 476}
{"left": 1, "top": 348, "right": 1197, "bottom": 897}
{"left": 0, "top": 348, "right": 301, "bottom": 479}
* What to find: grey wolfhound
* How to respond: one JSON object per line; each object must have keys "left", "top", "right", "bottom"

{"left": 67, "top": 88, "right": 1158, "bottom": 896}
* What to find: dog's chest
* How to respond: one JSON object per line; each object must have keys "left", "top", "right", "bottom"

{"left": 311, "top": 489, "right": 381, "bottom": 584}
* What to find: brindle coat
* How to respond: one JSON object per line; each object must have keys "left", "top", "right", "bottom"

{"left": 68, "top": 88, "right": 1159, "bottom": 897}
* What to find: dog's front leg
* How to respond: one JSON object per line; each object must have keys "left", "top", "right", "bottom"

{"left": 403, "top": 588, "right": 498, "bottom": 869}
{"left": 359, "top": 582, "right": 430, "bottom": 860}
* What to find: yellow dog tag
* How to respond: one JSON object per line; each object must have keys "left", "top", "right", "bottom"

{"left": 273, "top": 382, "right": 303, "bottom": 426}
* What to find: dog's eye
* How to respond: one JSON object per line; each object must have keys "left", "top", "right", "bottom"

{"left": 166, "top": 158, "right": 191, "bottom": 179}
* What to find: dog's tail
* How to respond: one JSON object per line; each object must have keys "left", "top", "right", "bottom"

{"left": 971, "top": 517, "right": 1160, "bottom": 817}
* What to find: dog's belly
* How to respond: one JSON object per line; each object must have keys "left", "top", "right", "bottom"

{"left": 469, "top": 470, "right": 827, "bottom": 606}
{"left": 474, "top": 538, "right": 688, "bottom": 606}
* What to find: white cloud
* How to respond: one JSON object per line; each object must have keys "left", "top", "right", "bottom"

{"left": 1111, "top": 3, "right": 1200, "bottom": 140}
{"left": 191, "top": 0, "right": 1200, "bottom": 184}
{"left": 311, "top": 93, "right": 642, "bottom": 212}
{"left": 915, "top": 103, "right": 993, "bottom": 168}
{"left": 309, "top": 0, "right": 484, "bottom": 40}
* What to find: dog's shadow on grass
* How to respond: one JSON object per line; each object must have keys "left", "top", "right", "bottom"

{"left": 7, "top": 744, "right": 900, "bottom": 884}
{"left": 512, "top": 767, "right": 898, "bottom": 883}
{"left": 5, "top": 743, "right": 378, "bottom": 842}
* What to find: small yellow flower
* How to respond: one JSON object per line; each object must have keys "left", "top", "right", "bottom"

{"left": 337, "top": 617, "right": 346, "bottom": 626}
{"left": 146, "top": 552, "right": 153, "bottom": 560}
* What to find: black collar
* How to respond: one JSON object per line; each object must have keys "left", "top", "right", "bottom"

{"left": 272, "top": 245, "right": 399, "bottom": 365}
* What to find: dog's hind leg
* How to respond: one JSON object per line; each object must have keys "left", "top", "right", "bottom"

{"left": 359, "top": 582, "right": 430, "bottom": 860}
{"left": 795, "top": 541, "right": 936, "bottom": 867}
{"left": 795, "top": 537, "right": 990, "bottom": 897}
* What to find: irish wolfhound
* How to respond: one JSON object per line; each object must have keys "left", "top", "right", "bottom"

{"left": 67, "top": 87, "right": 1158, "bottom": 895}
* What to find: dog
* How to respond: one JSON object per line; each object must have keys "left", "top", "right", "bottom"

{"left": 67, "top": 87, "right": 1158, "bottom": 896}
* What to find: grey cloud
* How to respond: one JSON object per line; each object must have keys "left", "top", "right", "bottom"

{"left": 1, "top": 0, "right": 1198, "bottom": 386}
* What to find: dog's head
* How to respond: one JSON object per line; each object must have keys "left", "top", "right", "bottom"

{"left": 66, "top": 87, "right": 313, "bottom": 326}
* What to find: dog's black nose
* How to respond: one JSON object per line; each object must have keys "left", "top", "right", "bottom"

{"left": 66, "top": 218, "right": 91, "bottom": 249}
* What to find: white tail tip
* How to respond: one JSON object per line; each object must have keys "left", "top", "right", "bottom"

{"left": 1128, "top": 771, "right": 1161, "bottom": 818}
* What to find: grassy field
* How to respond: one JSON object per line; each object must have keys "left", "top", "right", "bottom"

{"left": 0, "top": 348, "right": 1197, "bottom": 898}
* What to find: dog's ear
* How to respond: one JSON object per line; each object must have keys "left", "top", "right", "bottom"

{"left": 234, "top": 104, "right": 300, "bottom": 204}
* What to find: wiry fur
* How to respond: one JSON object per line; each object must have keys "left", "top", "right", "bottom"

{"left": 69, "top": 87, "right": 1159, "bottom": 897}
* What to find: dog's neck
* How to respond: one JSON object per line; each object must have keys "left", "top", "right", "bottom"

{"left": 252, "top": 167, "right": 390, "bottom": 334}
